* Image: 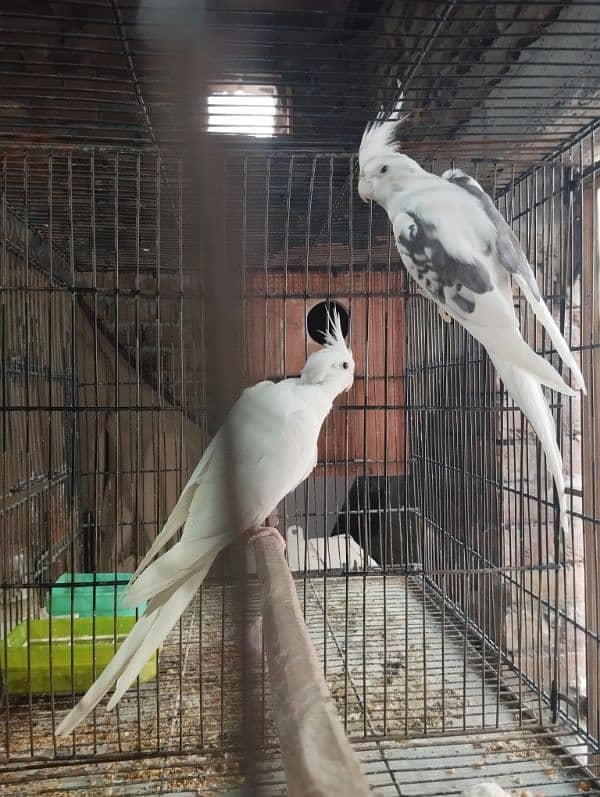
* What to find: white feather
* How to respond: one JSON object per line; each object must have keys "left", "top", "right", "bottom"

{"left": 56, "top": 570, "right": 205, "bottom": 736}
{"left": 488, "top": 353, "right": 569, "bottom": 531}
{"left": 107, "top": 570, "right": 206, "bottom": 710}
{"left": 514, "top": 273, "right": 586, "bottom": 394}
{"left": 461, "top": 784, "right": 511, "bottom": 797}
{"left": 461, "top": 291, "right": 576, "bottom": 398}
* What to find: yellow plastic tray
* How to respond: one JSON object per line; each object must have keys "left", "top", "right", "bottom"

{"left": 0, "top": 615, "right": 157, "bottom": 696}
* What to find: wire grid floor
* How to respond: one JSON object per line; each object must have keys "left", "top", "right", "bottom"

{"left": 0, "top": 575, "right": 597, "bottom": 796}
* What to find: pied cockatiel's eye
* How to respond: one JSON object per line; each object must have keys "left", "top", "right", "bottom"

{"left": 380, "top": 165, "right": 388, "bottom": 174}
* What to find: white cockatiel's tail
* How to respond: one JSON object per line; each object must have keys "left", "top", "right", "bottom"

{"left": 56, "top": 310, "right": 354, "bottom": 737}
{"left": 357, "top": 113, "right": 585, "bottom": 532}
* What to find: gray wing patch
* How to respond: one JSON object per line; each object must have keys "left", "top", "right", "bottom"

{"left": 443, "top": 169, "right": 541, "bottom": 301}
{"left": 395, "top": 211, "right": 493, "bottom": 313}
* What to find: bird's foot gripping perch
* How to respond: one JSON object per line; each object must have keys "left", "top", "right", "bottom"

{"left": 244, "top": 524, "right": 287, "bottom": 555}
{"left": 244, "top": 510, "right": 286, "bottom": 554}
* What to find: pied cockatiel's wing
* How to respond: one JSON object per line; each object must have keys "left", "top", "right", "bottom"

{"left": 391, "top": 178, "right": 579, "bottom": 397}
{"left": 442, "top": 168, "right": 585, "bottom": 393}
{"left": 389, "top": 172, "right": 580, "bottom": 532}
{"left": 442, "top": 169, "right": 541, "bottom": 296}
{"left": 56, "top": 379, "right": 323, "bottom": 737}
{"left": 391, "top": 190, "right": 497, "bottom": 318}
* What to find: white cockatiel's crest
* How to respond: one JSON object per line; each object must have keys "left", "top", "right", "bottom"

{"left": 301, "top": 307, "right": 354, "bottom": 392}
{"left": 322, "top": 307, "right": 350, "bottom": 353}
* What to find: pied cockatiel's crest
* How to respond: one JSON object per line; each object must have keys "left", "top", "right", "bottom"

{"left": 359, "top": 91, "right": 409, "bottom": 168}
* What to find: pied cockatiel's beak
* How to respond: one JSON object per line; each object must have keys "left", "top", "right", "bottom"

{"left": 357, "top": 176, "right": 373, "bottom": 203}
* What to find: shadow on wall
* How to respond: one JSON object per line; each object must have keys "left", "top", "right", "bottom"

{"left": 330, "top": 475, "right": 416, "bottom": 569}
{"left": 76, "top": 298, "right": 206, "bottom": 571}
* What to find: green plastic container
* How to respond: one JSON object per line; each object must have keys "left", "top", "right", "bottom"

{"left": 47, "top": 572, "right": 146, "bottom": 618}
{"left": 0, "top": 616, "right": 157, "bottom": 696}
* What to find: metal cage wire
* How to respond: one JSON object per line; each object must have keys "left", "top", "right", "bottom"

{"left": 0, "top": 1, "right": 599, "bottom": 795}
{"left": 0, "top": 136, "right": 598, "bottom": 794}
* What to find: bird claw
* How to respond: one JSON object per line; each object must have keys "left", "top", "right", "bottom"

{"left": 439, "top": 308, "right": 452, "bottom": 323}
{"left": 266, "top": 510, "right": 280, "bottom": 528}
{"left": 245, "top": 525, "right": 287, "bottom": 554}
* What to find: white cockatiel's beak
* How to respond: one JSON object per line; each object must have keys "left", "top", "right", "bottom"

{"left": 357, "top": 177, "right": 373, "bottom": 202}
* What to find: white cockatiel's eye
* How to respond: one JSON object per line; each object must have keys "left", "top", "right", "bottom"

{"left": 342, "top": 361, "right": 349, "bottom": 369}
{"left": 380, "top": 165, "right": 388, "bottom": 174}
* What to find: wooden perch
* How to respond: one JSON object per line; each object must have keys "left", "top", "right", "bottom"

{"left": 251, "top": 526, "right": 372, "bottom": 797}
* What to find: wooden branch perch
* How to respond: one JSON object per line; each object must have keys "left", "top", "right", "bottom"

{"left": 251, "top": 527, "right": 372, "bottom": 797}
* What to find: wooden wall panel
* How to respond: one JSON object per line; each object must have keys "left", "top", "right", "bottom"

{"left": 245, "top": 269, "right": 406, "bottom": 476}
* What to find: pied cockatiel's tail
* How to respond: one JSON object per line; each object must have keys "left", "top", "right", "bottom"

{"left": 358, "top": 112, "right": 585, "bottom": 531}
{"left": 56, "top": 310, "right": 354, "bottom": 736}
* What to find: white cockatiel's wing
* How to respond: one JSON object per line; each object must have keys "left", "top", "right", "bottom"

{"left": 56, "top": 379, "right": 324, "bottom": 736}
{"left": 442, "top": 167, "right": 586, "bottom": 393}
{"left": 126, "top": 379, "right": 322, "bottom": 607}
{"left": 130, "top": 433, "right": 220, "bottom": 578}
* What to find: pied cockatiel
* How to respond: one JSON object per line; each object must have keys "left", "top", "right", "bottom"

{"left": 358, "top": 114, "right": 585, "bottom": 532}
{"left": 57, "top": 311, "right": 354, "bottom": 736}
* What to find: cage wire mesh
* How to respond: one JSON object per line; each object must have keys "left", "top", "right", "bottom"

{"left": 0, "top": 1, "right": 600, "bottom": 796}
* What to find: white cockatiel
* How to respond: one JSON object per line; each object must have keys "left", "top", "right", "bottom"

{"left": 56, "top": 311, "right": 354, "bottom": 736}
{"left": 357, "top": 115, "right": 585, "bottom": 531}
